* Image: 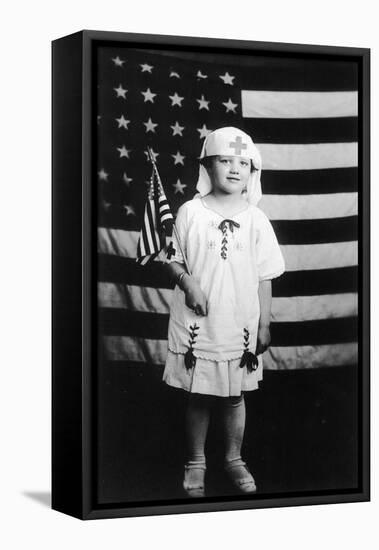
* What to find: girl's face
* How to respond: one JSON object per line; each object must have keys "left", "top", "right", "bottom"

{"left": 208, "top": 155, "right": 251, "bottom": 196}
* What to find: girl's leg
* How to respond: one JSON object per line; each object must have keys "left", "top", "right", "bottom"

{"left": 223, "top": 394, "right": 246, "bottom": 462}
{"left": 222, "top": 394, "right": 256, "bottom": 492}
{"left": 183, "top": 393, "right": 213, "bottom": 495}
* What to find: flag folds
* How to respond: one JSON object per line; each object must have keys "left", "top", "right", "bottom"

{"left": 136, "top": 161, "right": 174, "bottom": 265}
{"left": 96, "top": 45, "right": 358, "bottom": 370}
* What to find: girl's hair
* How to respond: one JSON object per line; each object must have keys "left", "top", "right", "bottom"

{"left": 200, "top": 155, "right": 257, "bottom": 173}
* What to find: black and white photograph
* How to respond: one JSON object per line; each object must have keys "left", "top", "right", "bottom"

{"left": 3, "top": 0, "right": 378, "bottom": 545}
{"left": 88, "top": 35, "right": 368, "bottom": 511}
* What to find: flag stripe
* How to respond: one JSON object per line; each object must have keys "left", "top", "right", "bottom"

{"left": 282, "top": 242, "right": 357, "bottom": 271}
{"left": 102, "top": 335, "right": 168, "bottom": 364}
{"left": 98, "top": 254, "right": 172, "bottom": 287}
{"left": 241, "top": 91, "right": 358, "bottom": 118}
{"left": 98, "top": 231, "right": 357, "bottom": 271}
{"left": 99, "top": 216, "right": 358, "bottom": 247}
{"left": 146, "top": 199, "right": 160, "bottom": 252}
{"left": 98, "top": 214, "right": 359, "bottom": 238}
{"left": 264, "top": 343, "right": 358, "bottom": 370}
{"left": 98, "top": 255, "right": 359, "bottom": 297}
{"left": 139, "top": 204, "right": 156, "bottom": 256}
{"left": 101, "top": 335, "right": 357, "bottom": 369}
{"left": 243, "top": 117, "right": 357, "bottom": 144}
{"left": 271, "top": 294, "right": 357, "bottom": 322}
{"left": 98, "top": 308, "right": 357, "bottom": 346}
{"left": 98, "top": 255, "right": 357, "bottom": 297}
{"left": 136, "top": 172, "right": 174, "bottom": 265}
{"left": 258, "top": 143, "right": 357, "bottom": 170}
{"left": 272, "top": 266, "right": 357, "bottom": 297}
{"left": 98, "top": 283, "right": 171, "bottom": 311}
{"left": 260, "top": 193, "right": 357, "bottom": 220}
{"left": 98, "top": 282, "right": 357, "bottom": 322}
{"left": 271, "top": 216, "right": 357, "bottom": 245}
{"left": 262, "top": 168, "right": 357, "bottom": 195}
{"left": 147, "top": 49, "right": 358, "bottom": 91}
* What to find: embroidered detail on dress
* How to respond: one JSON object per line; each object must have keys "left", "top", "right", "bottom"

{"left": 184, "top": 323, "right": 200, "bottom": 370}
{"left": 207, "top": 240, "right": 216, "bottom": 250}
{"left": 234, "top": 241, "right": 243, "bottom": 252}
{"left": 239, "top": 328, "right": 259, "bottom": 373}
{"left": 218, "top": 219, "right": 240, "bottom": 260}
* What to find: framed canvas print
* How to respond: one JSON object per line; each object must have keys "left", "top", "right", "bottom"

{"left": 52, "top": 30, "right": 370, "bottom": 519}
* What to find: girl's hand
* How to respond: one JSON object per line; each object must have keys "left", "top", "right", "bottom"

{"left": 255, "top": 325, "right": 271, "bottom": 355}
{"left": 181, "top": 275, "right": 208, "bottom": 316}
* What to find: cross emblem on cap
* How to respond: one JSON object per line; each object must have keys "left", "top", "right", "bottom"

{"left": 229, "top": 136, "right": 247, "bottom": 155}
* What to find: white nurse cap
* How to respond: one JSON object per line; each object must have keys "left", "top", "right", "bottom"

{"left": 196, "top": 127, "right": 262, "bottom": 205}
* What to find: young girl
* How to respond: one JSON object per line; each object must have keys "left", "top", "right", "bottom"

{"left": 163, "top": 127, "right": 285, "bottom": 497}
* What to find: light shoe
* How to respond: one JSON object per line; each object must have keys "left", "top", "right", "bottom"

{"left": 225, "top": 457, "right": 257, "bottom": 493}
{"left": 183, "top": 461, "right": 206, "bottom": 498}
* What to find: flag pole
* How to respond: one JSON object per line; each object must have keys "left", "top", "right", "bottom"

{"left": 147, "top": 147, "right": 192, "bottom": 276}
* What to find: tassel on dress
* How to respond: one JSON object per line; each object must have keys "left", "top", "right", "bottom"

{"left": 240, "top": 328, "right": 259, "bottom": 372}
{"left": 184, "top": 349, "right": 197, "bottom": 370}
{"left": 239, "top": 350, "right": 259, "bottom": 373}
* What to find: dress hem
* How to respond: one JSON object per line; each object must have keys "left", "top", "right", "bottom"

{"left": 167, "top": 345, "right": 256, "bottom": 363}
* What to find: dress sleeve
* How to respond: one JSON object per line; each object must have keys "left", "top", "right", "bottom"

{"left": 255, "top": 209, "right": 285, "bottom": 281}
{"left": 165, "top": 203, "right": 188, "bottom": 265}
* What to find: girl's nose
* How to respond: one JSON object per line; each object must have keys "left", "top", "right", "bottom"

{"left": 229, "top": 160, "right": 239, "bottom": 173}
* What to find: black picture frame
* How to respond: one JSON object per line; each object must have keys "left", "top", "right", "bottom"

{"left": 52, "top": 30, "right": 370, "bottom": 520}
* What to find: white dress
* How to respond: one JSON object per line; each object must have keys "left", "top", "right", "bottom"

{"left": 163, "top": 197, "right": 285, "bottom": 397}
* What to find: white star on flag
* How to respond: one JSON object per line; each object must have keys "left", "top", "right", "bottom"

{"left": 169, "top": 71, "right": 180, "bottom": 78}
{"left": 169, "top": 92, "right": 184, "bottom": 107}
{"left": 140, "top": 63, "right": 153, "bottom": 73}
{"left": 197, "top": 124, "right": 212, "bottom": 139}
{"left": 122, "top": 173, "right": 133, "bottom": 185}
{"left": 173, "top": 179, "right": 187, "bottom": 194}
{"left": 197, "top": 70, "right": 208, "bottom": 79}
{"left": 98, "top": 169, "right": 109, "bottom": 181}
{"left": 143, "top": 118, "right": 158, "bottom": 133}
{"left": 222, "top": 98, "right": 238, "bottom": 113}
{"left": 144, "top": 148, "right": 159, "bottom": 162}
{"left": 219, "top": 72, "right": 235, "bottom": 85}
{"left": 112, "top": 56, "right": 125, "bottom": 67}
{"left": 102, "top": 199, "right": 111, "bottom": 211}
{"left": 141, "top": 88, "right": 157, "bottom": 103}
{"left": 114, "top": 84, "right": 127, "bottom": 99}
{"left": 172, "top": 151, "right": 185, "bottom": 165}
{"left": 171, "top": 121, "right": 185, "bottom": 136}
{"left": 117, "top": 145, "right": 131, "bottom": 158}
{"left": 115, "top": 115, "right": 130, "bottom": 129}
{"left": 123, "top": 204, "right": 136, "bottom": 216}
{"left": 197, "top": 95, "right": 210, "bottom": 110}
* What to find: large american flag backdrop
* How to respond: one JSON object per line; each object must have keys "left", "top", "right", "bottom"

{"left": 96, "top": 45, "right": 358, "bottom": 370}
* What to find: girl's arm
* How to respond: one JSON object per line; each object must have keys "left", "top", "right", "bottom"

{"left": 166, "top": 262, "right": 208, "bottom": 316}
{"left": 256, "top": 279, "right": 272, "bottom": 355}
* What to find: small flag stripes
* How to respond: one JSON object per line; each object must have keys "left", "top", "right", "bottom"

{"left": 136, "top": 167, "right": 173, "bottom": 265}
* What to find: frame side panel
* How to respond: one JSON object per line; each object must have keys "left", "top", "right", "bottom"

{"left": 360, "top": 49, "right": 370, "bottom": 500}
{"left": 52, "top": 32, "right": 84, "bottom": 519}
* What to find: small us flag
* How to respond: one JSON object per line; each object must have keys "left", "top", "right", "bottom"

{"left": 136, "top": 154, "right": 174, "bottom": 265}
